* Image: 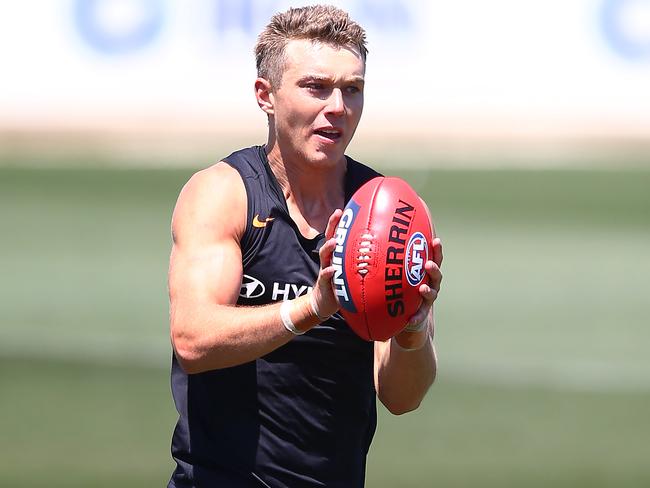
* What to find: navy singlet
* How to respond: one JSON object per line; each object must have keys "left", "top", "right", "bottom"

{"left": 169, "top": 146, "right": 382, "bottom": 488}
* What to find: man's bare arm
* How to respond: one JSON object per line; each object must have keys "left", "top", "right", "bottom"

{"left": 373, "top": 230, "right": 443, "bottom": 415}
{"left": 168, "top": 163, "right": 332, "bottom": 373}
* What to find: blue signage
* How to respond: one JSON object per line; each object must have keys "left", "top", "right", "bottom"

{"left": 74, "top": 0, "right": 413, "bottom": 55}
{"left": 74, "top": 0, "right": 164, "bottom": 54}
{"left": 601, "top": 0, "right": 650, "bottom": 60}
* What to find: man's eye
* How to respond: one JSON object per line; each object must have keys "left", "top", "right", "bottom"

{"left": 306, "top": 83, "right": 324, "bottom": 90}
{"left": 346, "top": 86, "right": 361, "bottom": 94}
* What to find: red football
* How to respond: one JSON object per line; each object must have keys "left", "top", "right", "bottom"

{"left": 332, "top": 177, "right": 435, "bottom": 341}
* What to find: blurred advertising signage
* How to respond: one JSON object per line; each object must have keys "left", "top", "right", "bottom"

{"left": 600, "top": 0, "right": 650, "bottom": 60}
{"left": 3, "top": 0, "right": 649, "bottom": 134}
{"left": 73, "top": 0, "right": 414, "bottom": 55}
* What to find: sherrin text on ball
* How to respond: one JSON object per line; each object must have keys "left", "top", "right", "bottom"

{"left": 332, "top": 177, "right": 435, "bottom": 341}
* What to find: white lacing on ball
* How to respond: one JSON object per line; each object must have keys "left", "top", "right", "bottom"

{"left": 356, "top": 232, "right": 374, "bottom": 276}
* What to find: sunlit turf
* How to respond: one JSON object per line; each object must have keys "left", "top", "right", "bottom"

{"left": 2, "top": 356, "right": 649, "bottom": 487}
{"left": 1, "top": 165, "right": 649, "bottom": 487}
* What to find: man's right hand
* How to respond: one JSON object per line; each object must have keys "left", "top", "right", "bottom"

{"left": 310, "top": 208, "right": 344, "bottom": 319}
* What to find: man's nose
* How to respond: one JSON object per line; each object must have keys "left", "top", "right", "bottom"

{"left": 325, "top": 88, "right": 345, "bottom": 116}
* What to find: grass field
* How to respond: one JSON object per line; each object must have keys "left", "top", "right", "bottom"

{"left": 1, "top": 165, "right": 649, "bottom": 487}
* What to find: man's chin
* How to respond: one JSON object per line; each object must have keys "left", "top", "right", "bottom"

{"left": 306, "top": 154, "right": 343, "bottom": 170}
{"left": 280, "top": 140, "right": 347, "bottom": 168}
{"left": 308, "top": 144, "right": 347, "bottom": 167}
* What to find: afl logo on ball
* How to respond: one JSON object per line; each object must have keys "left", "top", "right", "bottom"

{"left": 405, "top": 232, "right": 428, "bottom": 286}
{"left": 240, "top": 274, "right": 265, "bottom": 299}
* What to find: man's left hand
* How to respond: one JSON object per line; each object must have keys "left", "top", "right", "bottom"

{"left": 394, "top": 237, "right": 443, "bottom": 348}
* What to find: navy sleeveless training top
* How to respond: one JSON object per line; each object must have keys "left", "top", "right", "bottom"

{"left": 169, "top": 146, "right": 382, "bottom": 488}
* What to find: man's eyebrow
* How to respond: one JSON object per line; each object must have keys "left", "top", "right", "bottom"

{"left": 347, "top": 75, "right": 365, "bottom": 84}
{"left": 298, "top": 74, "right": 332, "bottom": 82}
{"left": 298, "top": 74, "right": 365, "bottom": 84}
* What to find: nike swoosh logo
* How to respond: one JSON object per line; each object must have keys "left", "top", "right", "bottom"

{"left": 252, "top": 214, "right": 275, "bottom": 228}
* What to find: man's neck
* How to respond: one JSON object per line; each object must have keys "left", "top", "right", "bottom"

{"left": 265, "top": 142, "right": 347, "bottom": 235}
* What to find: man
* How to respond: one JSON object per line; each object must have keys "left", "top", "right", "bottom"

{"left": 168, "top": 5, "right": 443, "bottom": 487}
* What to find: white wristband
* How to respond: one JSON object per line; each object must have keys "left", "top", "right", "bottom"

{"left": 309, "top": 293, "right": 331, "bottom": 322}
{"left": 280, "top": 299, "right": 305, "bottom": 335}
{"left": 404, "top": 315, "right": 430, "bottom": 333}
{"left": 396, "top": 315, "right": 432, "bottom": 351}
{"left": 393, "top": 335, "right": 430, "bottom": 352}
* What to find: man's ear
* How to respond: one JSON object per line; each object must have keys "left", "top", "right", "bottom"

{"left": 255, "top": 78, "right": 275, "bottom": 116}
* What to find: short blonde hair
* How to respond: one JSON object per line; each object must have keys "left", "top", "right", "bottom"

{"left": 255, "top": 5, "right": 368, "bottom": 88}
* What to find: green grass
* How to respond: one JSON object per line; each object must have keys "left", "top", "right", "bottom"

{"left": 369, "top": 382, "right": 650, "bottom": 488}
{"left": 2, "top": 357, "right": 649, "bottom": 488}
{"left": 1, "top": 165, "right": 649, "bottom": 487}
{"left": 0, "top": 357, "right": 175, "bottom": 487}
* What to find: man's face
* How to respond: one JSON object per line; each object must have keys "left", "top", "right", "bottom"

{"left": 270, "top": 39, "right": 365, "bottom": 167}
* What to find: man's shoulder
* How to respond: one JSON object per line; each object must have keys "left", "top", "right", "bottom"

{"left": 181, "top": 144, "right": 263, "bottom": 200}
{"left": 188, "top": 161, "right": 243, "bottom": 192}
{"left": 171, "top": 162, "right": 247, "bottom": 246}
{"left": 174, "top": 163, "right": 246, "bottom": 226}
{"left": 221, "top": 145, "right": 266, "bottom": 176}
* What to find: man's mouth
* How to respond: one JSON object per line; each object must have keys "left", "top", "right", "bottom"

{"left": 314, "top": 127, "right": 342, "bottom": 141}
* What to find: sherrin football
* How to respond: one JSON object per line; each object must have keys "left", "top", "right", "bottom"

{"left": 332, "top": 177, "right": 434, "bottom": 341}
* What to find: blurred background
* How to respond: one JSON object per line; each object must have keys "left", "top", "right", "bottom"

{"left": 1, "top": 1, "right": 649, "bottom": 487}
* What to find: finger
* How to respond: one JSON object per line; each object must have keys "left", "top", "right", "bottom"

{"left": 318, "top": 237, "right": 337, "bottom": 269}
{"left": 431, "top": 237, "right": 443, "bottom": 267}
{"left": 419, "top": 282, "right": 438, "bottom": 304}
{"left": 325, "top": 209, "right": 343, "bottom": 240}
{"left": 425, "top": 261, "right": 442, "bottom": 291}
{"left": 319, "top": 265, "right": 337, "bottom": 280}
